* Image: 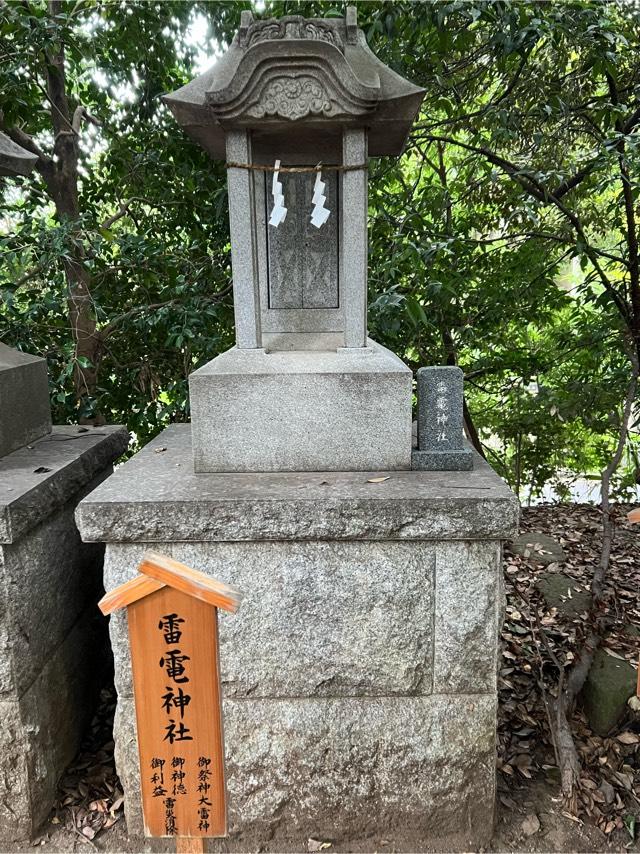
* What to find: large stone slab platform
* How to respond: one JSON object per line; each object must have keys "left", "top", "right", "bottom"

{"left": 0, "top": 425, "right": 128, "bottom": 841}
{"left": 77, "top": 424, "right": 518, "bottom": 850}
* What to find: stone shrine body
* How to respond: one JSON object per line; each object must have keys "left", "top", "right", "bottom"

{"left": 164, "top": 8, "right": 425, "bottom": 472}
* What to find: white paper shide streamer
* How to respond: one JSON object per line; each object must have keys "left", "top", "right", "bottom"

{"left": 268, "top": 159, "right": 287, "bottom": 227}
{"left": 310, "top": 170, "right": 331, "bottom": 228}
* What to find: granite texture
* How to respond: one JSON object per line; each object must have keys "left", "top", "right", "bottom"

{"left": 417, "top": 366, "right": 465, "bottom": 452}
{"left": 0, "top": 343, "right": 52, "bottom": 458}
{"left": 0, "top": 606, "right": 107, "bottom": 841}
{"left": 0, "top": 425, "right": 126, "bottom": 840}
{"left": 94, "top": 530, "right": 508, "bottom": 848}
{"left": 341, "top": 128, "right": 368, "bottom": 348}
{"left": 115, "top": 694, "right": 497, "bottom": 850}
{"left": 189, "top": 341, "right": 412, "bottom": 472}
{"left": 104, "top": 540, "right": 436, "bottom": 700}
{"left": 0, "top": 425, "right": 129, "bottom": 543}
{"left": 164, "top": 9, "right": 426, "bottom": 160}
{"left": 226, "top": 130, "right": 262, "bottom": 349}
{"left": 414, "top": 365, "right": 474, "bottom": 472}
{"left": 76, "top": 424, "right": 517, "bottom": 849}
{"left": 0, "top": 701, "right": 31, "bottom": 840}
{"left": 0, "top": 497, "right": 104, "bottom": 697}
{"left": 76, "top": 424, "right": 519, "bottom": 543}
{"left": 433, "top": 541, "right": 501, "bottom": 693}
{"left": 412, "top": 446, "right": 474, "bottom": 471}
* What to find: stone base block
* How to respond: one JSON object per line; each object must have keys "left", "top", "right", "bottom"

{"left": 115, "top": 695, "right": 497, "bottom": 851}
{"left": 0, "top": 610, "right": 106, "bottom": 840}
{"left": 189, "top": 338, "right": 412, "bottom": 472}
{"left": 0, "top": 343, "right": 51, "bottom": 458}
{"left": 412, "top": 446, "right": 473, "bottom": 471}
{"left": 77, "top": 428, "right": 518, "bottom": 850}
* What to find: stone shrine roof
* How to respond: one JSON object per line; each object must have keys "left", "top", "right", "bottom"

{"left": 164, "top": 8, "right": 425, "bottom": 159}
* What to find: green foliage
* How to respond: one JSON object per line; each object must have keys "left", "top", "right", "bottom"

{"left": 1, "top": 0, "right": 639, "bottom": 496}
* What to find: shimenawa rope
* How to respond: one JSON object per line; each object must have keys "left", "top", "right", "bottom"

{"left": 225, "top": 161, "right": 367, "bottom": 173}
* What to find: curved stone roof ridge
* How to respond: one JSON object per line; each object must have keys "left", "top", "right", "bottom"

{"left": 164, "top": 6, "right": 425, "bottom": 159}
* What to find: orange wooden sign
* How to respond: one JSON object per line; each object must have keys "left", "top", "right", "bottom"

{"left": 99, "top": 552, "right": 241, "bottom": 840}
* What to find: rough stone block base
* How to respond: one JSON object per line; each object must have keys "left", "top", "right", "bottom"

{"left": 0, "top": 343, "right": 51, "bottom": 458}
{"left": 114, "top": 694, "right": 497, "bottom": 851}
{"left": 77, "top": 428, "right": 518, "bottom": 850}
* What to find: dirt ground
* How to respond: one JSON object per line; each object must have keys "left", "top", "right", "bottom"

{"left": 3, "top": 504, "right": 638, "bottom": 854}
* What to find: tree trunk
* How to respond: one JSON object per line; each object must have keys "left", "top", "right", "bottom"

{"left": 549, "top": 344, "right": 639, "bottom": 809}
{"left": 39, "top": 0, "right": 101, "bottom": 420}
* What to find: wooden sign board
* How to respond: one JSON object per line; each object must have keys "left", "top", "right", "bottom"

{"left": 99, "top": 552, "right": 241, "bottom": 843}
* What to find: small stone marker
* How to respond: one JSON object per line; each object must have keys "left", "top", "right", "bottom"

{"left": 99, "top": 552, "right": 241, "bottom": 848}
{"left": 412, "top": 366, "right": 473, "bottom": 471}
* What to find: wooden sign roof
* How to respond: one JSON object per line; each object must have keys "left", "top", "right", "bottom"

{"left": 98, "top": 551, "right": 241, "bottom": 616}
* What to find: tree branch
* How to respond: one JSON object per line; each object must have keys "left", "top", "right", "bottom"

{"left": 418, "top": 132, "right": 631, "bottom": 326}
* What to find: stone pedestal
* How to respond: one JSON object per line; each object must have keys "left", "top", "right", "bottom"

{"left": 77, "top": 424, "right": 518, "bottom": 851}
{"left": 190, "top": 339, "right": 412, "bottom": 472}
{"left": 0, "top": 425, "right": 129, "bottom": 841}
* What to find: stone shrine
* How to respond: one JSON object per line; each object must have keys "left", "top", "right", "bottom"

{"left": 77, "top": 9, "right": 519, "bottom": 850}
{"left": 163, "top": 7, "right": 425, "bottom": 472}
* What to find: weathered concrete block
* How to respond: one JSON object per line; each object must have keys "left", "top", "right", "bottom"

{"left": 189, "top": 340, "right": 412, "bottom": 472}
{"left": 0, "top": 343, "right": 51, "bottom": 458}
{"left": 0, "top": 425, "right": 130, "bottom": 543}
{"left": 0, "top": 500, "right": 103, "bottom": 697}
{"left": 0, "top": 425, "right": 129, "bottom": 842}
{"left": 13, "top": 611, "right": 105, "bottom": 837}
{"left": 115, "top": 694, "right": 498, "bottom": 850}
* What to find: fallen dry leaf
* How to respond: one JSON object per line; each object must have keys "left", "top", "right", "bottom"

{"left": 498, "top": 503, "right": 640, "bottom": 832}
{"left": 367, "top": 476, "right": 390, "bottom": 483}
{"left": 308, "top": 839, "right": 332, "bottom": 852}
{"left": 616, "top": 731, "right": 640, "bottom": 745}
